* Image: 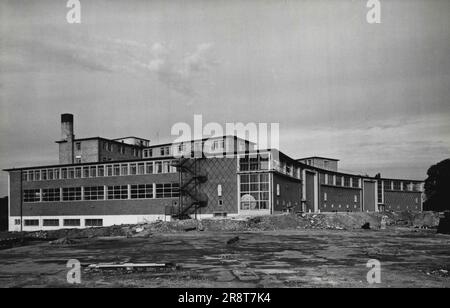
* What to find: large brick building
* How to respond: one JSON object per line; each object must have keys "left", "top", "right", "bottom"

{"left": 4, "top": 114, "right": 424, "bottom": 231}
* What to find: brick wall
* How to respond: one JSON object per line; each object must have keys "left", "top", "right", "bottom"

{"left": 98, "top": 140, "right": 141, "bottom": 162}
{"left": 197, "top": 157, "right": 238, "bottom": 215}
{"left": 273, "top": 173, "right": 302, "bottom": 213}
{"left": 74, "top": 139, "right": 99, "bottom": 163}
{"left": 9, "top": 170, "right": 179, "bottom": 217}
{"left": 319, "top": 185, "right": 362, "bottom": 212}
{"left": 384, "top": 191, "right": 422, "bottom": 211}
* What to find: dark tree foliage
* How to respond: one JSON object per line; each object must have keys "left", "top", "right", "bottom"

{"left": 424, "top": 159, "right": 450, "bottom": 212}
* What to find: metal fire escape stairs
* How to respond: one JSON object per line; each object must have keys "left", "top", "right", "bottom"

{"left": 171, "top": 155, "right": 208, "bottom": 219}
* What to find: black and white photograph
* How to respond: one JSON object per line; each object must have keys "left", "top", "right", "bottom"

{"left": 0, "top": 0, "right": 449, "bottom": 292}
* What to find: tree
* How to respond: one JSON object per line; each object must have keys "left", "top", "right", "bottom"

{"left": 424, "top": 159, "right": 450, "bottom": 212}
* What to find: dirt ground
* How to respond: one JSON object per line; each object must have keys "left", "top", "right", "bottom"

{"left": 0, "top": 227, "right": 449, "bottom": 288}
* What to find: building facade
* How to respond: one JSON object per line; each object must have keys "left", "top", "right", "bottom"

{"left": 4, "top": 114, "right": 424, "bottom": 231}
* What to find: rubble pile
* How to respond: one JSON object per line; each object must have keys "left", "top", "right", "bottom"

{"left": 21, "top": 211, "right": 441, "bottom": 242}
{"left": 28, "top": 225, "right": 130, "bottom": 240}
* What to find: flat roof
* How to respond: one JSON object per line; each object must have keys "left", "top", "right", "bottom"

{"left": 144, "top": 135, "right": 256, "bottom": 149}
{"left": 112, "top": 136, "right": 151, "bottom": 142}
{"left": 297, "top": 156, "right": 340, "bottom": 161}
{"left": 55, "top": 136, "right": 145, "bottom": 147}
{"left": 3, "top": 148, "right": 424, "bottom": 183}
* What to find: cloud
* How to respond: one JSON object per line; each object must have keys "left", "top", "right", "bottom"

{"left": 144, "top": 42, "right": 216, "bottom": 99}
{"left": 280, "top": 113, "right": 450, "bottom": 179}
{"left": 0, "top": 28, "right": 216, "bottom": 99}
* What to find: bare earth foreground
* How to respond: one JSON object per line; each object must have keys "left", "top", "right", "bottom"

{"left": 0, "top": 227, "right": 449, "bottom": 288}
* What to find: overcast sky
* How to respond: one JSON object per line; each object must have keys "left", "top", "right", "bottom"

{"left": 0, "top": 0, "right": 449, "bottom": 195}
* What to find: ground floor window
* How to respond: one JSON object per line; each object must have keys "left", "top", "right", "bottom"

{"left": 85, "top": 219, "right": 103, "bottom": 227}
{"left": 63, "top": 219, "right": 80, "bottom": 227}
{"left": 24, "top": 219, "right": 39, "bottom": 226}
{"left": 240, "top": 173, "right": 270, "bottom": 210}
{"left": 43, "top": 219, "right": 59, "bottom": 227}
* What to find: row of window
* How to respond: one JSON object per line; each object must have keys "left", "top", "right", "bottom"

{"left": 21, "top": 160, "right": 177, "bottom": 182}
{"left": 100, "top": 142, "right": 140, "bottom": 157}
{"left": 320, "top": 173, "right": 361, "bottom": 188}
{"left": 23, "top": 183, "right": 180, "bottom": 202}
{"left": 323, "top": 192, "right": 359, "bottom": 203}
{"left": 274, "top": 161, "right": 302, "bottom": 179}
{"left": 20, "top": 218, "right": 103, "bottom": 227}
{"left": 322, "top": 204, "right": 359, "bottom": 210}
{"left": 383, "top": 180, "right": 422, "bottom": 192}
{"left": 142, "top": 139, "right": 240, "bottom": 159}
{"left": 239, "top": 154, "right": 270, "bottom": 172}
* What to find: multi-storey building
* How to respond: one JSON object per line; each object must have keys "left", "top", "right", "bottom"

{"left": 4, "top": 114, "right": 424, "bottom": 231}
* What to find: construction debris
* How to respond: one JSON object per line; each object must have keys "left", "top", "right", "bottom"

{"left": 437, "top": 211, "right": 450, "bottom": 234}
{"left": 4, "top": 211, "right": 440, "bottom": 245}
{"left": 226, "top": 236, "right": 240, "bottom": 245}
{"left": 49, "top": 237, "right": 76, "bottom": 245}
{"left": 380, "top": 216, "right": 388, "bottom": 230}
{"left": 361, "top": 223, "right": 371, "bottom": 230}
{"left": 87, "top": 262, "right": 178, "bottom": 272}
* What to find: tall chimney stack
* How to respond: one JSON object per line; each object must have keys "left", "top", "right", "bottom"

{"left": 60, "top": 113, "right": 75, "bottom": 164}
{"left": 61, "top": 113, "right": 74, "bottom": 141}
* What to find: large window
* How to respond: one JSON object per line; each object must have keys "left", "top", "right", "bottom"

{"left": 83, "top": 167, "right": 89, "bottom": 178}
{"left": 113, "top": 164, "right": 120, "bottom": 176}
{"left": 34, "top": 170, "right": 41, "bottom": 181}
{"left": 155, "top": 161, "right": 163, "bottom": 173}
{"left": 24, "top": 189, "right": 41, "bottom": 202}
{"left": 130, "top": 163, "right": 137, "bottom": 175}
{"left": 377, "top": 180, "right": 383, "bottom": 203}
{"left": 61, "top": 168, "right": 68, "bottom": 179}
{"left": 98, "top": 165, "right": 105, "bottom": 177}
{"left": 42, "top": 188, "right": 60, "bottom": 202}
{"left": 107, "top": 185, "right": 128, "bottom": 200}
{"left": 84, "top": 186, "right": 104, "bottom": 200}
{"left": 327, "top": 174, "right": 334, "bottom": 185}
{"left": 239, "top": 154, "right": 270, "bottom": 172}
{"left": 121, "top": 164, "right": 128, "bottom": 176}
{"left": 131, "top": 184, "right": 153, "bottom": 199}
{"left": 137, "top": 163, "right": 145, "bottom": 175}
{"left": 240, "top": 173, "right": 270, "bottom": 210}
{"left": 145, "top": 162, "right": 154, "bottom": 174}
{"left": 48, "top": 169, "right": 54, "bottom": 180}
{"left": 352, "top": 177, "right": 360, "bottom": 188}
{"left": 343, "top": 176, "right": 351, "bottom": 187}
{"left": 90, "top": 166, "right": 97, "bottom": 177}
{"left": 62, "top": 187, "right": 82, "bottom": 201}
{"left": 107, "top": 165, "right": 113, "bottom": 176}
{"left": 155, "top": 183, "right": 180, "bottom": 198}
{"left": 68, "top": 168, "right": 75, "bottom": 179}
{"left": 75, "top": 167, "right": 82, "bottom": 178}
